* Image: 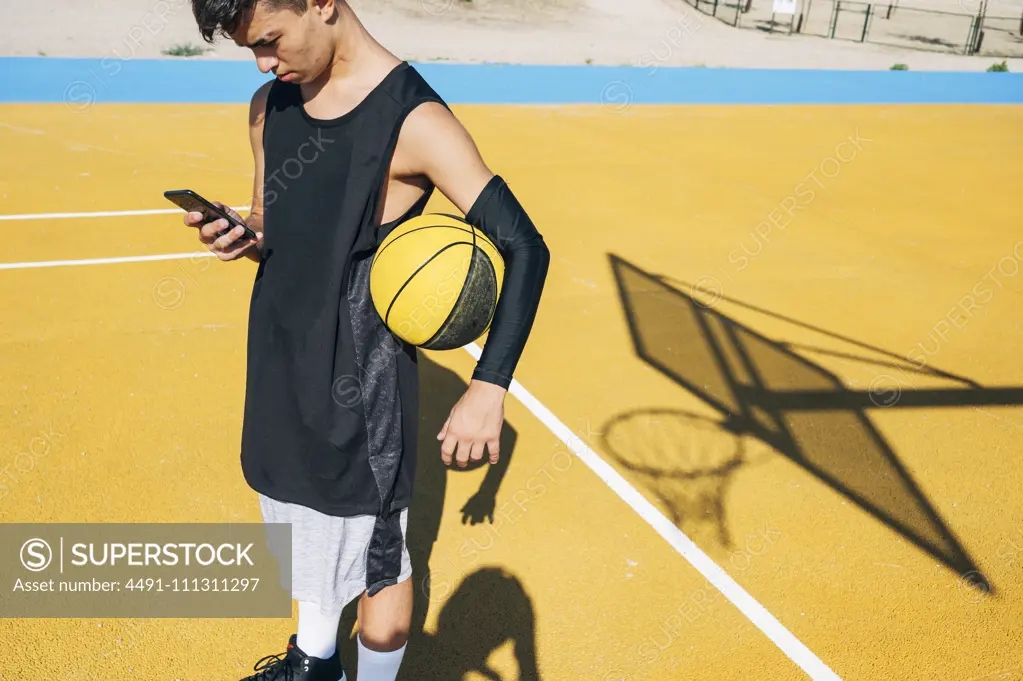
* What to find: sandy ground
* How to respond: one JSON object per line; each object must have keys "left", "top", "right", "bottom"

{"left": 2, "top": 0, "right": 1021, "bottom": 71}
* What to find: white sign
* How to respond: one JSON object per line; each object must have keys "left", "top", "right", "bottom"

{"left": 773, "top": 0, "right": 797, "bottom": 13}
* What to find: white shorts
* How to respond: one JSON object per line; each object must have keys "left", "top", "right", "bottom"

{"left": 258, "top": 493, "right": 412, "bottom": 617}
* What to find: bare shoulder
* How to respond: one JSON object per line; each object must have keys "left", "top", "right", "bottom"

{"left": 403, "top": 100, "right": 456, "bottom": 129}
{"left": 396, "top": 101, "right": 486, "bottom": 175}
{"left": 395, "top": 101, "right": 493, "bottom": 214}
{"left": 248, "top": 80, "right": 274, "bottom": 132}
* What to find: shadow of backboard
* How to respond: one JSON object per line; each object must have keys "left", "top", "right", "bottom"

{"left": 608, "top": 253, "right": 1023, "bottom": 591}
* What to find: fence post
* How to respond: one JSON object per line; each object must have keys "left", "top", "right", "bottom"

{"left": 830, "top": 1, "right": 841, "bottom": 39}
{"left": 860, "top": 3, "right": 872, "bottom": 41}
{"left": 966, "top": 15, "right": 979, "bottom": 54}
{"left": 975, "top": 0, "right": 990, "bottom": 53}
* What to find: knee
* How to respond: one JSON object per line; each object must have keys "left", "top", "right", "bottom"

{"left": 359, "top": 625, "right": 409, "bottom": 652}
{"left": 358, "top": 580, "right": 412, "bottom": 651}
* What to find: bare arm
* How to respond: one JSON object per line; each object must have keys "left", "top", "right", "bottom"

{"left": 241, "top": 82, "right": 271, "bottom": 263}
{"left": 398, "top": 102, "right": 549, "bottom": 389}
{"left": 393, "top": 101, "right": 494, "bottom": 217}
{"left": 395, "top": 102, "right": 550, "bottom": 468}
{"left": 186, "top": 84, "right": 269, "bottom": 261}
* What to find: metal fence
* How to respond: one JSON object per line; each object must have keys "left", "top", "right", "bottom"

{"left": 689, "top": 0, "right": 746, "bottom": 26}
{"left": 678, "top": 0, "right": 1023, "bottom": 57}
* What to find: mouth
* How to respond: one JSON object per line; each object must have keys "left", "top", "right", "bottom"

{"left": 277, "top": 72, "right": 295, "bottom": 82}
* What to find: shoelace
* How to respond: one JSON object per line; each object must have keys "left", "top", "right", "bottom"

{"left": 250, "top": 651, "right": 295, "bottom": 681}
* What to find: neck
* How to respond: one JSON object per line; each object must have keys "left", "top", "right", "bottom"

{"left": 306, "top": 3, "right": 392, "bottom": 92}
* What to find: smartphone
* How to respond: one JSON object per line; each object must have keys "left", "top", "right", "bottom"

{"left": 164, "top": 189, "right": 257, "bottom": 240}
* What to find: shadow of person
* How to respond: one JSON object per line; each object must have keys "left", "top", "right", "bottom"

{"left": 606, "top": 252, "right": 1016, "bottom": 594}
{"left": 337, "top": 351, "right": 520, "bottom": 677}
{"left": 399, "top": 567, "right": 541, "bottom": 681}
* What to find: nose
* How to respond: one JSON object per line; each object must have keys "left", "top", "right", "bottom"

{"left": 255, "top": 55, "right": 279, "bottom": 74}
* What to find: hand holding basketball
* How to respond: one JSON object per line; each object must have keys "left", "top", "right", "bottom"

{"left": 437, "top": 379, "right": 506, "bottom": 467}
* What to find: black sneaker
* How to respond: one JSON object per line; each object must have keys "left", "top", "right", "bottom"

{"left": 240, "top": 634, "right": 346, "bottom": 681}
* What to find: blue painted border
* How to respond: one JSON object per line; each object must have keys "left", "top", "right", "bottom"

{"left": 1, "top": 57, "right": 1021, "bottom": 105}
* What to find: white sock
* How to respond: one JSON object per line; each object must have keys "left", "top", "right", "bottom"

{"left": 357, "top": 634, "right": 406, "bottom": 681}
{"left": 297, "top": 600, "right": 342, "bottom": 660}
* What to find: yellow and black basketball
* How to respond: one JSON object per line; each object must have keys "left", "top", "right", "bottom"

{"left": 370, "top": 213, "right": 505, "bottom": 350}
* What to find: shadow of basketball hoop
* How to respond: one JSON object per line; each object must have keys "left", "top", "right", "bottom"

{"left": 601, "top": 408, "right": 770, "bottom": 552}
{"left": 606, "top": 253, "right": 1023, "bottom": 594}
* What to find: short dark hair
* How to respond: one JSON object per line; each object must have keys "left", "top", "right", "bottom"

{"left": 191, "top": 0, "right": 309, "bottom": 43}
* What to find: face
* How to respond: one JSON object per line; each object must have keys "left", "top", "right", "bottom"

{"left": 231, "top": 0, "right": 338, "bottom": 84}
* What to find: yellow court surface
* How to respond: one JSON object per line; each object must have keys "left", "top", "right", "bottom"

{"left": 1, "top": 101, "right": 1022, "bottom": 680}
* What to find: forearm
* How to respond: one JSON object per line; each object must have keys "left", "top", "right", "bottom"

{"left": 466, "top": 176, "right": 551, "bottom": 389}
{"left": 243, "top": 212, "right": 264, "bottom": 263}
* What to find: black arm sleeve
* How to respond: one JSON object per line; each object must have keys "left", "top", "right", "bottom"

{"left": 465, "top": 175, "right": 551, "bottom": 389}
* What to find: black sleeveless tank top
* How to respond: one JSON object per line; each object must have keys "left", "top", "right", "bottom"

{"left": 239, "top": 62, "right": 446, "bottom": 551}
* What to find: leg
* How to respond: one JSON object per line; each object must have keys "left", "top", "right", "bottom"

{"left": 297, "top": 600, "right": 343, "bottom": 659}
{"left": 355, "top": 573, "right": 413, "bottom": 681}
{"left": 354, "top": 507, "right": 414, "bottom": 681}
{"left": 358, "top": 577, "right": 413, "bottom": 651}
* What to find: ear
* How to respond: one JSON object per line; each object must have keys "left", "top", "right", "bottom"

{"left": 313, "top": 0, "right": 337, "bottom": 14}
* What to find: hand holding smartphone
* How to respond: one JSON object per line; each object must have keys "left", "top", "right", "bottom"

{"left": 164, "top": 189, "right": 258, "bottom": 240}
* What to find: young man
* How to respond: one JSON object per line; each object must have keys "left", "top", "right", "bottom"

{"left": 184, "top": 1, "right": 550, "bottom": 679}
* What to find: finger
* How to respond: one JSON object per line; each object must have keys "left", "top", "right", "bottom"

{"left": 214, "top": 201, "right": 245, "bottom": 224}
{"left": 437, "top": 413, "right": 452, "bottom": 441}
{"left": 221, "top": 230, "right": 260, "bottom": 255}
{"left": 184, "top": 211, "right": 204, "bottom": 227}
{"left": 217, "top": 239, "right": 256, "bottom": 261}
{"left": 487, "top": 439, "right": 500, "bottom": 464}
{"left": 212, "top": 225, "right": 247, "bottom": 252}
{"left": 440, "top": 434, "right": 457, "bottom": 466}
{"left": 455, "top": 438, "right": 472, "bottom": 468}
{"left": 469, "top": 440, "right": 485, "bottom": 463}
{"left": 200, "top": 217, "right": 231, "bottom": 243}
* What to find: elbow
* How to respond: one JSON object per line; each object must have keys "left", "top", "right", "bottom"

{"left": 503, "top": 231, "right": 550, "bottom": 276}
{"left": 516, "top": 233, "right": 550, "bottom": 291}
{"left": 538, "top": 238, "right": 551, "bottom": 281}
{"left": 529, "top": 232, "right": 551, "bottom": 275}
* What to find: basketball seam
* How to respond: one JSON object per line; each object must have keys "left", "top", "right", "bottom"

{"left": 421, "top": 243, "right": 496, "bottom": 350}
{"left": 375, "top": 223, "right": 478, "bottom": 262}
{"left": 383, "top": 242, "right": 475, "bottom": 332}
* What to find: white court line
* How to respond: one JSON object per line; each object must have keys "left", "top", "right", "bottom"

{"left": 0, "top": 205, "right": 250, "bottom": 270}
{"left": 0, "top": 205, "right": 840, "bottom": 679}
{"left": 0, "top": 206, "right": 251, "bottom": 221}
{"left": 0, "top": 252, "right": 216, "bottom": 270}
{"left": 463, "top": 357, "right": 841, "bottom": 679}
